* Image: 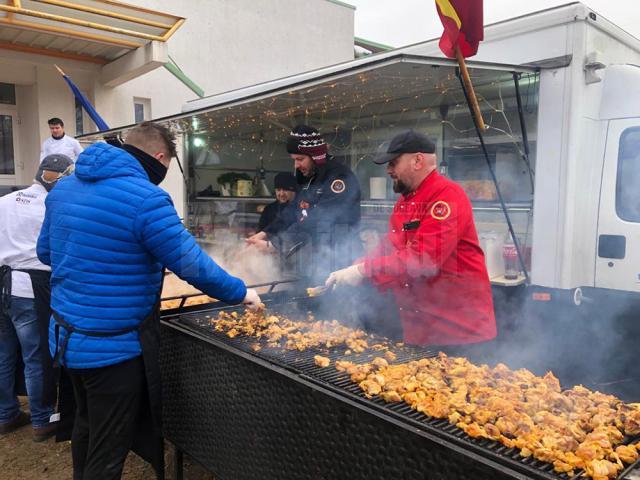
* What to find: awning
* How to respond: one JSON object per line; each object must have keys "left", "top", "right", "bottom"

{"left": 0, "top": 0, "right": 184, "bottom": 64}
{"left": 77, "top": 52, "right": 537, "bottom": 141}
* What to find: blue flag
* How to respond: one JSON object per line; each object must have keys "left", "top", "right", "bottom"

{"left": 55, "top": 65, "right": 109, "bottom": 132}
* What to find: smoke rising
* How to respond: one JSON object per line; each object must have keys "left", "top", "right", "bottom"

{"left": 204, "top": 237, "right": 284, "bottom": 294}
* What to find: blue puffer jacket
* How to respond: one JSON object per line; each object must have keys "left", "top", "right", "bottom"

{"left": 37, "top": 142, "right": 247, "bottom": 369}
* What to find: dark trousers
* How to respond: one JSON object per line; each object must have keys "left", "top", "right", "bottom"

{"left": 68, "top": 356, "right": 145, "bottom": 480}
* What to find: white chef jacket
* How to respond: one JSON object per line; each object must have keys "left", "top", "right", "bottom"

{"left": 0, "top": 183, "right": 50, "bottom": 298}
{"left": 40, "top": 134, "right": 83, "bottom": 162}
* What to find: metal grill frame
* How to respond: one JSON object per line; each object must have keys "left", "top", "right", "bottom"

{"left": 160, "top": 294, "right": 640, "bottom": 480}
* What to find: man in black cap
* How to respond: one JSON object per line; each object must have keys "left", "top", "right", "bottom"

{"left": 247, "top": 125, "right": 361, "bottom": 283}
{"left": 0, "top": 154, "right": 74, "bottom": 442}
{"left": 326, "top": 130, "right": 496, "bottom": 353}
{"left": 257, "top": 172, "right": 297, "bottom": 234}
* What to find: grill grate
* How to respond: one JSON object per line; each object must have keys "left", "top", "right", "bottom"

{"left": 163, "top": 294, "right": 640, "bottom": 480}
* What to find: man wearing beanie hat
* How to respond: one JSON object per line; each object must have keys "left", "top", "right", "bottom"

{"left": 326, "top": 130, "right": 496, "bottom": 358}
{"left": 257, "top": 172, "right": 297, "bottom": 234}
{"left": 248, "top": 125, "right": 361, "bottom": 283}
{"left": 0, "top": 153, "right": 74, "bottom": 442}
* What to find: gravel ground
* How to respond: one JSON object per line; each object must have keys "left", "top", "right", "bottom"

{"left": 0, "top": 398, "right": 215, "bottom": 480}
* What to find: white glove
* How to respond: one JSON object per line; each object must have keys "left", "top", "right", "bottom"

{"left": 242, "top": 288, "right": 263, "bottom": 311}
{"left": 325, "top": 264, "right": 365, "bottom": 288}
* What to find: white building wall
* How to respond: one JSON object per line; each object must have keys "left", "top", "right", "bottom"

{"left": 0, "top": 0, "right": 355, "bottom": 192}
{"left": 97, "top": 0, "right": 355, "bottom": 128}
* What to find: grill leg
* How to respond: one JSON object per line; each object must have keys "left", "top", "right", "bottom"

{"left": 174, "top": 446, "right": 183, "bottom": 480}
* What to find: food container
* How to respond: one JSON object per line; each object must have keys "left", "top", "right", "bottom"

{"left": 369, "top": 177, "right": 387, "bottom": 199}
{"left": 479, "top": 231, "right": 505, "bottom": 279}
{"left": 236, "top": 179, "right": 253, "bottom": 197}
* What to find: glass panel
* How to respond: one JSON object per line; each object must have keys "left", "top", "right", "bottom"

{"left": 0, "top": 115, "right": 15, "bottom": 175}
{"left": 134, "top": 103, "right": 145, "bottom": 123}
{"left": 0, "top": 83, "right": 16, "bottom": 105}
{"left": 170, "top": 60, "right": 538, "bottom": 263}
{"left": 440, "top": 73, "right": 538, "bottom": 204}
{"left": 616, "top": 127, "right": 640, "bottom": 222}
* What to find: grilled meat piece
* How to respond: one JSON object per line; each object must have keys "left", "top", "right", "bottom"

{"left": 343, "top": 353, "right": 639, "bottom": 479}
{"left": 314, "top": 355, "right": 330, "bottom": 368}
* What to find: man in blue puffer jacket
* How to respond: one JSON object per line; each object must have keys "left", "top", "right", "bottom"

{"left": 37, "top": 122, "right": 261, "bottom": 480}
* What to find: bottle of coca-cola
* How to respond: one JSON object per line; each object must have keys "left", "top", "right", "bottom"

{"left": 503, "top": 237, "right": 519, "bottom": 280}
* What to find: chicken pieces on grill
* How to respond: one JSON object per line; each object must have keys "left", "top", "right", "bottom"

{"left": 341, "top": 353, "right": 640, "bottom": 480}
{"left": 211, "top": 310, "right": 375, "bottom": 353}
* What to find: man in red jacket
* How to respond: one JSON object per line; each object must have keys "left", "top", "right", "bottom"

{"left": 326, "top": 130, "right": 496, "bottom": 352}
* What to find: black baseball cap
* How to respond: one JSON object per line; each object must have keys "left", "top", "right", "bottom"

{"left": 39, "top": 153, "right": 74, "bottom": 173}
{"left": 373, "top": 129, "right": 436, "bottom": 165}
{"left": 35, "top": 154, "right": 74, "bottom": 191}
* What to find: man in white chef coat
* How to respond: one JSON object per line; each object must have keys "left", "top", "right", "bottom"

{"left": 0, "top": 154, "right": 74, "bottom": 442}
{"left": 40, "top": 118, "right": 83, "bottom": 162}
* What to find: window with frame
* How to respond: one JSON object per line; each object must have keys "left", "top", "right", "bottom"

{"left": 134, "top": 97, "right": 151, "bottom": 123}
{"left": 616, "top": 127, "right": 640, "bottom": 222}
{"left": 0, "top": 83, "right": 16, "bottom": 105}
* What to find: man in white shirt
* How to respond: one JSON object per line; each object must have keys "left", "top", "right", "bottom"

{"left": 39, "top": 118, "right": 83, "bottom": 162}
{"left": 0, "top": 153, "right": 74, "bottom": 442}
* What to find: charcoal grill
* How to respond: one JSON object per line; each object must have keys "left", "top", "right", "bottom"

{"left": 159, "top": 287, "right": 640, "bottom": 480}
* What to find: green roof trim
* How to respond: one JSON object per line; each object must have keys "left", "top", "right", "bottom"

{"left": 324, "top": 0, "right": 356, "bottom": 10}
{"left": 164, "top": 56, "right": 205, "bottom": 98}
{"left": 354, "top": 36, "right": 393, "bottom": 51}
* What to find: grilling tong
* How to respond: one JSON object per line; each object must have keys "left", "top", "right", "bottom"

{"left": 306, "top": 285, "right": 329, "bottom": 297}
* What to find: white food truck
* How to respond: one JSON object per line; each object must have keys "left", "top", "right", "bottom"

{"left": 80, "top": 2, "right": 640, "bottom": 393}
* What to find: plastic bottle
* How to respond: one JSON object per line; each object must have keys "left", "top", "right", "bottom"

{"left": 503, "top": 237, "right": 519, "bottom": 280}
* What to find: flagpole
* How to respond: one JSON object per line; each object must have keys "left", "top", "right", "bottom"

{"left": 454, "top": 45, "right": 486, "bottom": 130}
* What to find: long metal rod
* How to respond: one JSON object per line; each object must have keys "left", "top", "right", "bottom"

{"left": 0, "top": 17, "right": 141, "bottom": 48}
{"left": 456, "top": 70, "right": 530, "bottom": 283}
{"left": 174, "top": 446, "right": 183, "bottom": 480}
{"left": 0, "top": 40, "right": 107, "bottom": 64}
{"left": 512, "top": 72, "right": 535, "bottom": 193}
{"left": 161, "top": 278, "right": 300, "bottom": 302}
{"left": 0, "top": 4, "right": 164, "bottom": 41}
{"left": 33, "top": 0, "right": 175, "bottom": 29}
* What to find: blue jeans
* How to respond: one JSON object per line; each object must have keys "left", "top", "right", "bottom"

{"left": 0, "top": 296, "right": 54, "bottom": 427}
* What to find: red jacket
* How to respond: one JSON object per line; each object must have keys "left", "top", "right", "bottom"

{"left": 363, "top": 171, "right": 496, "bottom": 346}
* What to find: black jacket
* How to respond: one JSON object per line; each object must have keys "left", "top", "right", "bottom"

{"left": 258, "top": 200, "right": 291, "bottom": 233}
{"left": 266, "top": 159, "right": 361, "bottom": 282}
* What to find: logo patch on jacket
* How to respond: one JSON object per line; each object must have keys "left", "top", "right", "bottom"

{"left": 430, "top": 201, "right": 451, "bottom": 220}
{"left": 330, "top": 179, "right": 346, "bottom": 194}
{"left": 299, "top": 201, "right": 310, "bottom": 210}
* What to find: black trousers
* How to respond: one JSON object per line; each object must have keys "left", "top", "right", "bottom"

{"left": 67, "top": 356, "right": 145, "bottom": 480}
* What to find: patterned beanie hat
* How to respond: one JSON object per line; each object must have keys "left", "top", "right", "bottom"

{"left": 286, "top": 125, "right": 327, "bottom": 165}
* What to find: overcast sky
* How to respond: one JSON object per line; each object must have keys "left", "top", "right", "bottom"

{"left": 346, "top": 1, "right": 640, "bottom": 48}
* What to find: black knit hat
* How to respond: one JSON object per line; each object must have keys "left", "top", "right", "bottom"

{"left": 273, "top": 172, "right": 297, "bottom": 192}
{"left": 286, "top": 125, "right": 328, "bottom": 165}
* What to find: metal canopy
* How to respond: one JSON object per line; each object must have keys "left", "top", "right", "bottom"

{"left": 78, "top": 53, "right": 536, "bottom": 140}
{"left": 0, "top": 0, "right": 184, "bottom": 64}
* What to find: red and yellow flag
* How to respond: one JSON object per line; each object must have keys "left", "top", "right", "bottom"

{"left": 435, "top": 0, "right": 483, "bottom": 58}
